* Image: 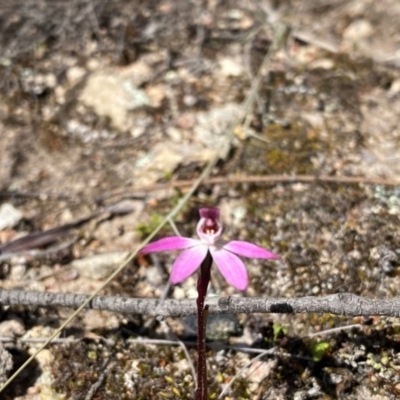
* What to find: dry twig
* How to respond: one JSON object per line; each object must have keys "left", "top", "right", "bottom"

{"left": 99, "top": 173, "right": 400, "bottom": 202}
{"left": 84, "top": 358, "right": 115, "bottom": 400}
{"left": 1, "top": 289, "right": 400, "bottom": 318}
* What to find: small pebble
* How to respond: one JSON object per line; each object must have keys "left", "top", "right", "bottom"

{"left": 0, "top": 317, "right": 26, "bottom": 338}
{"left": 0, "top": 203, "right": 22, "bottom": 230}
{"left": 183, "top": 313, "right": 241, "bottom": 341}
{"left": 312, "top": 285, "right": 320, "bottom": 294}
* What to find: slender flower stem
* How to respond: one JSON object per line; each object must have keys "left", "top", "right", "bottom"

{"left": 195, "top": 251, "right": 212, "bottom": 400}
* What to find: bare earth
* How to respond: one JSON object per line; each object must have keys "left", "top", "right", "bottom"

{"left": 0, "top": 0, "right": 400, "bottom": 399}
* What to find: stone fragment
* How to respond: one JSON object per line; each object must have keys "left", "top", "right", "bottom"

{"left": 218, "top": 57, "right": 243, "bottom": 77}
{"left": 183, "top": 313, "right": 241, "bottom": 341}
{"left": 247, "top": 359, "right": 276, "bottom": 383}
{"left": 66, "top": 66, "right": 86, "bottom": 85}
{"left": 194, "top": 103, "right": 242, "bottom": 159}
{"left": 71, "top": 252, "right": 129, "bottom": 280}
{"left": 343, "top": 19, "right": 374, "bottom": 42}
{"left": 132, "top": 142, "right": 215, "bottom": 187}
{"left": 79, "top": 59, "right": 153, "bottom": 132}
{"left": 0, "top": 317, "right": 26, "bottom": 338}
{"left": 0, "top": 203, "right": 23, "bottom": 230}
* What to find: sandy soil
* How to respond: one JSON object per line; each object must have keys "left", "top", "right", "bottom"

{"left": 0, "top": 0, "right": 400, "bottom": 398}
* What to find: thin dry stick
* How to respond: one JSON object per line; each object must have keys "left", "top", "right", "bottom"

{"left": 210, "top": 323, "right": 363, "bottom": 356}
{"left": 101, "top": 173, "right": 400, "bottom": 202}
{"left": 0, "top": 190, "right": 70, "bottom": 200}
{"left": 251, "top": 1, "right": 339, "bottom": 54}
{"left": 193, "top": 0, "right": 207, "bottom": 57}
{"left": 0, "top": 237, "right": 77, "bottom": 262}
{"left": 127, "top": 338, "right": 310, "bottom": 363}
{"left": 0, "top": 337, "right": 80, "bottom": 344}
{"left": 84, "top": 359, "right": 115, "bottom": 400}
{"left": 7, "top": 173, "right": 399, "bottom": 205}
{"left": 200, "top": 174, "right": 400, "bottom": 187}
{"left": 0, "top": 324, "right": 363, "bottom": 354}
{"left": 308, "top": 323, "right": 363, "bottom": 338}
{"left": 3, "top": 290, "right": 400, "bottom": 318}
{"left": 127, "top": 338, "right": 312, "bottom": 361}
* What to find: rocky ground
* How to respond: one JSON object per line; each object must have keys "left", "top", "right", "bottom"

{"left": 0, "top": 0, "right": 400, "bottom": 399}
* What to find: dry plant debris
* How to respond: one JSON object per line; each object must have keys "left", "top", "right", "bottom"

{"left": 0, "top": 0, "right": 400, "bottom": 398}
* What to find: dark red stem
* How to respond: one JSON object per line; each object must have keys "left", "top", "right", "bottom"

{"left": 195, "top": 251, "right": 212, "bottom": 400}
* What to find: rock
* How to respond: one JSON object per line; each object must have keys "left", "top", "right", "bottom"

{"left": 183, "top": 313, "right": 241, "bottom": 341}
{"left": 71, "top": 251, "right": 129, "bottom": 280}
{"left": 79, "top": 59, "right": 154, "bottom": 132}
{"left": 132, "top": 142, "right": 215, "bottom": 187}
{"left": 0, "top": 129, "right": 17, "bottom": 188}
{"left": 145, "top": 83, "right": 165, "bottom": 108}
{"left": 145, "top": 265, "right": 164, "bottom": 287}
{"left": 0, "top": 203, "right": 23, "bottom": 230}
{"left": 247, "top": 359, "right": 276, "bottom": 383}
{"left": 388, "top": 78, "right": 400, "bottom": 96}
{"left": 309, "top": 58, "right": 334, "bottom": 70}
{"left": 0, "top": 317, "right": 26, "bottom": 338}
{"left": 32, "top": 348, "right": 65, "bottom": 400}
{"left": 82, "top": 309, "right": 119, "bottom": 331}
{"left": 343, "top": 19, "right": 374, "bottom": 42}
{"left": 218, "top": 57, "right": 244, "bottom": 77}
{"left": 20, "top": 69, "right": 57, "bottom": 96}
{"left": 66, "top": 66, "right": 87, "bottom": 86}
{"left": 342, "top": 19, "right": 375, "bottom": 56}
{"left": 194, "top": 103, "right": 242, "bottom": 159}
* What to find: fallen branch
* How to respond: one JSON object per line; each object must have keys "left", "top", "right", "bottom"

{"left": 99, "top": 173, "right": 400, "bottom": 202}
{"left": 0, "top": 201, "right": 137, "bottom": 254}
{"left": 1, "top": 289, "right": 399, "bottom": 318}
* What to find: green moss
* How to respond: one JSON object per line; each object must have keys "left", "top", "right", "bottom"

{"left": 136, "top": 212, "right": 165, "bottom": 236}
{"left": 272, "top": 323, "right": 288, "bottom": 341}
{"left": 310, "top": 340, "right": 330, "bottom": 362}
{"left": 87, "top": 350, "right": 97, "bottom": 360}
{"left": 241, "top": 122, "right": 331, "bottom": 176}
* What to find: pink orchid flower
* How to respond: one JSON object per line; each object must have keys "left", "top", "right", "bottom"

{"left": 140, "top": 207, "right": 279, "bottom": 290}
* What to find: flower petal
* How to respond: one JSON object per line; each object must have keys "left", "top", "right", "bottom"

{"left": 170, "top": 244, "right": 208, "bottom": 284}
{"left": 140, "top": 237, "right": 199, "bottom": 254}
{"left": 223, "top": 240, "right": 280, "bottom": 260}
{"left": 199, "top": 207, "right": 220, "bottom": 220}
{"left": 210, "top": 248, "right": 248, "bottom": 290}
